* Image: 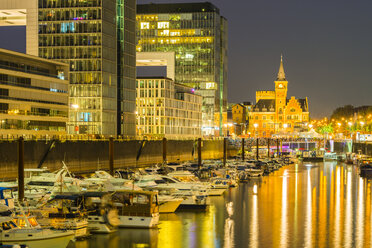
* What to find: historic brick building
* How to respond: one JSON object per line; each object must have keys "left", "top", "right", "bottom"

{"left": 248, "top": 56, "right": 310, "bottom": 137}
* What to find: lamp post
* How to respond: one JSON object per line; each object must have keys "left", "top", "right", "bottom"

{"left": 283, "top": 123, "right": 288, "bottom": 139}
{"left": 348, "top": 122, "right": 353, "bottom": 140}
{"left": 253, "top": 123, "right": 258, "bottom": 138}
{"left": 360, "top": 121, "right": 365, "bottom": 142}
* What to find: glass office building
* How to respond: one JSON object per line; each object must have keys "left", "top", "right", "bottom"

{"left": 117, "top": 0, "right": 137, "bottom": 137}
{"left": 136, "top": 3, "right": 228, "bottom": 136}
{"left": 38, "top": 0, "right": 136, "bottom": 136}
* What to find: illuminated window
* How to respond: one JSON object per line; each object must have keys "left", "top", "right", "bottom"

{"left": 185, "top": 53, "right": 194, "bottom": 60}
{"left": 158, "top": 22, "right": 169, "bottom": 29}
{"left": 141, "top": 22, "right": 150, "bottom": 29}
{"left": 205, "top": 82, "right": 215, "bottom": 89}
{"left": 159, "top": 30, "right": 169, "bottom": 36}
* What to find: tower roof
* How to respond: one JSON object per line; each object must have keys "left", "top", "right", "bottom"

{"left": 277, "top": 55, "right": 286, "bottom": 81}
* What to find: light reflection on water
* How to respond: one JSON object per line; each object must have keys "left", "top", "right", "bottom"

{"left": 69, "top": 162, "right": 372, "bottom": 248}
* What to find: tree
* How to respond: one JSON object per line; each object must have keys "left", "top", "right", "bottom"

{"left": 317, "top": 123, "right": 334, "bottom": 135}
{"left": 330, "top": 105, "right": 354, "bottom": 120}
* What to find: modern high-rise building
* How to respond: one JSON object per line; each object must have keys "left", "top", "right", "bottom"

{"left": 136, "top": 2, "right": 228, "bottom": 136}
{"left": 136, "top": 77, "right": 202, "bottom": 138}
{"left": 0, "top": 0, "right": 137, "bottom": 137}
{"left": 0, "top": 48, "right": 69, "bottom": 138}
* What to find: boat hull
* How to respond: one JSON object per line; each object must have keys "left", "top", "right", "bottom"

{"left": 178, "top": 196, "right": 209, "bottom": 210}
{"left": 1, "top": 230, "right": 74, "bottom": 248}
{"left": 38, "top": 217, "right": 89, "bottom": 239}
{"left": 208, "top": 188, "right": 227, "bottom": 196}
{"left": 87, "top": 216, "right": 116, "bottom": 234}
{"left": 177, "top": 204, "right": 209, "bottom": 210}
{"left": 159, "top": 199, "right": 183, "bottom": 213}
{"left": 118, "top": 213, "right": 159, "bottom": 228}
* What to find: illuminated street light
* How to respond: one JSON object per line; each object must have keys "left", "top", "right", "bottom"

{"left": 283, "top": 123, "right": 288, "bottom": 128}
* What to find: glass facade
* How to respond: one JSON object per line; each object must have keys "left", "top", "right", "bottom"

{"left": 136, "top": 77, "right": 202, "bottom": 138}
{"left": 136, "top": 3, "right": 228, "bottom": 136}
{"left": 38, "top": 0, "right": 136, "bottom": 136}
{"left": 117, "top": 0, "right": 136, "bottom": 137}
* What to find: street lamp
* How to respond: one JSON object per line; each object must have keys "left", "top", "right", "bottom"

{"left": 348, "top": 122, "right": 353, "bottom": 140}
{"left": 253, "top": 123, "right": 258, "bottom": 137}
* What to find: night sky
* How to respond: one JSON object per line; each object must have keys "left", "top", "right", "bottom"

{"left": 1, "top": 0, "right": 372, "bottom": 118}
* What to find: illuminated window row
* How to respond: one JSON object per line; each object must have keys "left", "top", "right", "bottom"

{"left": 138, "top": 37, "right": 213, "bottom": 45}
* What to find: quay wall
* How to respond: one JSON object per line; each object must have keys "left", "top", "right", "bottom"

{"left": 0, "top": 139, "right": 237, "bottom": 179}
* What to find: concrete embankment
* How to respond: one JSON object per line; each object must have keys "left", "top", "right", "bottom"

{"left": 0, "top": 139, "right": 238, "bottom": 179}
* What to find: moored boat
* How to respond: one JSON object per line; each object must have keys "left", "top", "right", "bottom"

{"left": 112, "top": 190, "right": 159, "bottom": 228}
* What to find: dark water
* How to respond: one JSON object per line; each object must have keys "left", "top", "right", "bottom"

{"left": 71, "top": 162, "right": 372, "bottom": 248}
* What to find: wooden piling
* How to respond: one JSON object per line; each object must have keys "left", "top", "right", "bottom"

{"left": 277, "top": 139, "right": 280, "bottom": 158}
{"left": 198, "top": 138, "right": 202, "bottom": 170}
{"left": 162, "top": 137, "right": 167, "bottom": 164}
{"left": 109, "top": 137, "right": 114, "bottom": 176}
{"left": 242, "top": 138, "right": 245, "bottom": 161}
{"left": 267, "top": 138, "right": 270, "bottom": 158}
{"left": 223, "top": 138, "right": 227, "bottom": 167}
{"left": 18, "top": 137, "right": 24, "bottom": 203}
{"left": 256, "top": 138, "right": 259, "bottom": 160}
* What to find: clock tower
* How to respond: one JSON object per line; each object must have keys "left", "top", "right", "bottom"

{"left": 275, "top": 55, "right": 288, "bottom": 127}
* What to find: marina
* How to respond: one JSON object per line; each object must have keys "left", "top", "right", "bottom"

{"left": 0, "top": 147, "right": 371, "bottom": 247}
{"left": 63, "top": 160, "right": 372, "bottom": 248}
{"left": 0, "top": 0, "right": 370, "bottom": 247}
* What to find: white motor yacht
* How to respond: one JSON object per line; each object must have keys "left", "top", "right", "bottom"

{"left": 208, "top": 178, "right": 229, "bottom": 196}
{"left": 0, "top": 188, "right": 74, "bottom": 248}
{"left": 31, "top": 194, "right": 90, "bottom": 239}
{"left": 135, "top": 175, "right": 210, "bottom": 210}
{"left": 82, "top": 192, "right": 119, "bottom": 234}
{"left": 168, "top": 171, "right": 224, "bottom": 196}
{"left": 112, "top": 190, "right": 160, "bottom": 228}
{"left": 0, "top": 215, "right": 74, "bottom": 248}
{"left": 82, "top": 170, "right": 140, "bottom": 192}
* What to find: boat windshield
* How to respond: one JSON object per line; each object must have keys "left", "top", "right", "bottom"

{"left": 95, "top": 171, "right": 111, "bottom": 179}
{"left": 17, "top": 217, "right": 39, "bottom": 228}
{"left": 28, "top": 181, "right": 54, "bottom": 186}
{"left": 2, "top": 220, "right": 17, "bottom": 230}
{"left": 162, "top": 177, "right": 180, "bottom": 183}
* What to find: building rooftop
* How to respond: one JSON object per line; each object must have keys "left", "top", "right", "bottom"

{"left": 287, "top": 98, "right": 309, "bottom": 112}
{"left": 253, "top": 98, "right": 308, "bottom": 112}
{"left": 254, "top": 99, "right": 276, "bottom": 112}
{"left": 137, "top": 2, "right": 220, "bottom": 15}
{"left": 0, "top": 48, "right": 68, "bottom": 67}
{"left": 136, "top": 76, "right": 173, "bottom": 80}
